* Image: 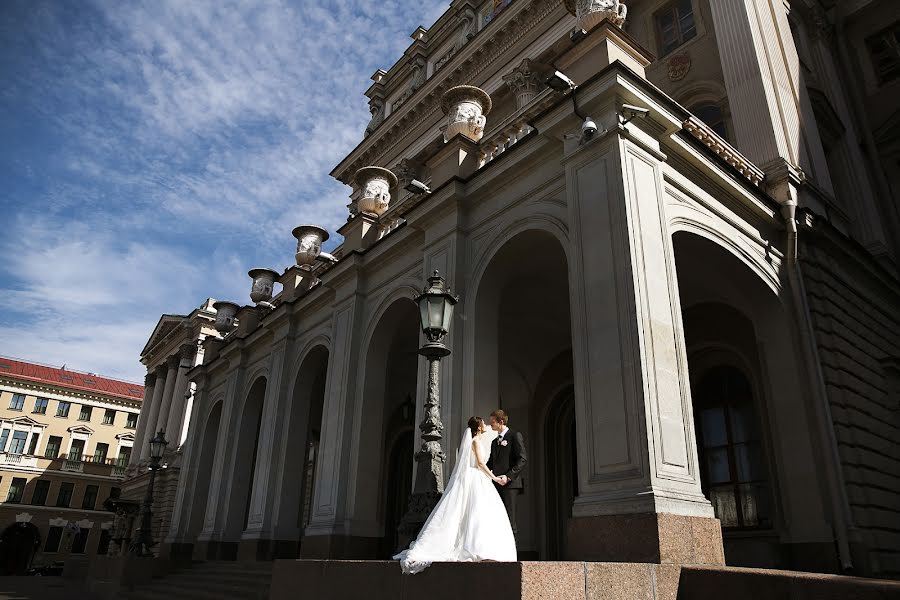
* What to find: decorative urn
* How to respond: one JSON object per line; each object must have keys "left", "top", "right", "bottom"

{"left": 291, "top": 225, "right": 329, "bottom": 267}
{"left": 440, "top": 85, "right": 492, "bottom": 143}
{"left": 248, "top": 268, "right": 279, "bottom": 304}
{"left": 353, "top": 166, "right": 398, "bottom": 217}
{"left": 212, "top": 301, "right": 240, "bottom": 334}
{"left": 564, "top": 0, "right": 628, "bottom": 31}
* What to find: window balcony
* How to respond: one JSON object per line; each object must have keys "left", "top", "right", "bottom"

{"left": 0, "top": 453, "right": 38, "bottom": 468}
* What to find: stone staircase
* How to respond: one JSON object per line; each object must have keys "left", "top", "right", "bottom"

{"left": 123, "top": 560, "right": 272, "bottom": 600}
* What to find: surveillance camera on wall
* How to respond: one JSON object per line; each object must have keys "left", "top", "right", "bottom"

{"left": 404, "top": 179, "right": 431, "bottom": 194}
{"left": 581, "top": 117, "right": 598, "bottom": 142}
{"left": 620, "top": 103, "right": 650, "bottom": 124}
{"left": 546, "top": 70, "right": 577, "bottom": 92}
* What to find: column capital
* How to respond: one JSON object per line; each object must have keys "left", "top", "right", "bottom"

{"left": 502, "top": 58, "right": 545, "bottom": 110}
{"left": 144, "top": 372, "right": 157, "bottom": 387}
{"left": 166, "top": 354, "right": 181, "bottom": 370}
{"left": 178, "top": 343, "right": 195, "bottom": 362}
{"left": 154, "top": 363, "right": 168, "bottom": 377}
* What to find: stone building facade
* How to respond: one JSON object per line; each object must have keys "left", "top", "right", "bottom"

{"left": 0, "top": 357, "right": 142, "bottom": 573}
{"left": 134, "top": 0, "right": 900, "bottom": 578}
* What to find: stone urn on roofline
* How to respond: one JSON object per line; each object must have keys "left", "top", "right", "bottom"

{"left": 440, "top": 85, "right": 492, "bottom": 143}
{"left": 565, "top": 0, "right": 628, "bottom": 31}
{"left": 353, "top": 166, "right": 398, "bottom": 217}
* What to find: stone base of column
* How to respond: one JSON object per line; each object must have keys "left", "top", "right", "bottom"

{"left": 192, "top": 539, "right": 238, "bottom": 561}
{"left": 237, "top": 538, "right": 299, "bottom": 561}
{"left": 566, "top": 513, "right": 725, "bottom": 565}
{"left": 299, "top": 534, "right": 380, "bottom": 560}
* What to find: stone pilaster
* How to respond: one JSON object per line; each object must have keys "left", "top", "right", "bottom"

{"left": 163, "top": 344, "right": 195, "bottom": 447}
{"left": 151, "top": 354, "right": 180, "bottom": 450}
{"left": 139, "top": 365, "right": 168, "bottom": 460}
{"left": 129, "top": 372, "right": 156, "bottom": 466}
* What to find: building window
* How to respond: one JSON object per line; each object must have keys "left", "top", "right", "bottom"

{"left": 655, "top": 0, "right": 697, "bottom": 56}
{"left": 117, "top": 448, "right": 132, "bottom": 466}
{"left": 93, "top": 443, "right": 109, "bottom": 464}
{"left": 8, "top": 393, "right": 25, "bottom": 411}
{"left": 56, "top": 482, "right": 74, "bottom": 507}
{"left": 44, "top": 435, "right": 62, "bottom": 458}
{"left": 866, "top": 23, "right": 900, "bottom": 84}
{"left": 26, "top": 433, "right": 39, "bottom": 455}
{"left": 0, "top": 429, "right": 9, "bottom": 453}
{"left": 45, "top": 526, "right": 63, "bottom": 552}
{"left": 6, "top": 477, "right": 26, "bottom": 503}
{"left": 78, "top": 406, "right": 92, "bottom": 422}
{"left": 97, "top": 528, "right": 112, "bottom": 556}
{"left": 102, "top": 409, "right": 116, "bottom": 425}
{"left": 32, "top": 397, "right": 49, "bottom": 414}
{"left": 56, "top": 401, "right": 71, "bottom": 418}
{"left": 8, "top": 431, "right": 28, "bottom": 455}
{"left": 31, "top": 479, "right": 50, "bottom": 506}
{"left": 82, "top": 484, "right": 99, "bottom": 510}
{"left": 69, "top": 439, "right": 85, "bottom": 461}
{"left": 692, "top": 104, "right": 727, "bottom": 140}
{"left": 125, "top": 413, "right": 138, "bottom": 429}
{"left": 694, "top": 365, "right": 773, "bottom": 529}
{"left": 71, "top": 527, "right": 90, "bottom": 554}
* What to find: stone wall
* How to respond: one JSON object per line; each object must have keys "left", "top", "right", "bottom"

{"left": 802, "top": 233, "right": 900, "bottom": 577}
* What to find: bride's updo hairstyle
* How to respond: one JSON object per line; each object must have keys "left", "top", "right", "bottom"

{"left": 468, "top": 416, "right": 484, "bottom": 436}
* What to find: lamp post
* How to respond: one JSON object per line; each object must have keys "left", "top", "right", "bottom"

{"left": 397, "top": 271, "right": 458, "bottom": 548}
{"left": 129, "top": 430, "right": 168, "bottom": 556}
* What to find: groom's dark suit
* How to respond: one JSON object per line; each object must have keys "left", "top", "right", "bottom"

{"left": 487, "top": 428, "right": 527, "bottom": 539}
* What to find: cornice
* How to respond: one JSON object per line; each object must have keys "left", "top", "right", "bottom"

{"left": 332, "top": 0, "right": 567, "bottom": 184}
{"left": 0, "top": 377, "right": 142, "bottom": 409}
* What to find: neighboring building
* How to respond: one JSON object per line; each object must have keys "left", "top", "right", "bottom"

{"left": 0, "top": 357, "right": 142, "bottom": 574}
{"left": 132, "top": 0, "right": 899, "bottom": 581}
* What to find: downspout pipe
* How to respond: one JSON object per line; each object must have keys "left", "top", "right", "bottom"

{"left": 781, "top": 200, "right": 854, "bottom": 572}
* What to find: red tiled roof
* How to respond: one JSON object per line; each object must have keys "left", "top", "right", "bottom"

{"left": 0, "top": 357, "right": 143, "bottom": 402}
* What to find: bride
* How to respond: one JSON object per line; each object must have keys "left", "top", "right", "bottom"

{"left": 394, "top": 416, "right": 517, "bottom": 574}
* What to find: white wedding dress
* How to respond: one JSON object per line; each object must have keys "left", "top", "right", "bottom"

{"left": 394, "top": 428, "right": 517, "bottom": 574}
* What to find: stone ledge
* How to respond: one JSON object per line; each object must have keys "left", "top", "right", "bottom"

{"left": 270, "top": 560, "right": 900, "bottom": 600}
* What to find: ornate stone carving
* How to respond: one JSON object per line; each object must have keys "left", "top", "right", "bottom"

{"left": 683, "top": 116, "right": 764, "bottom": 187}
{"left": 667, "top": 52, "right": 691, "bottom": 82}
{"left": 248, "top": 268, "right": 279, "bottom": 304}
{"left": 503, "top": 58, "right": 545, "bottom": 110}
{"left": 144, "top": 373, "right": 156, "bottom": 387}
{"left": 440, "top": 85, "right": 492, "bottom": 142}
{"left": 291, "top": 225, "right": 329, "bottom": 267}
{"left": 365, "top": 97, "right": 385, "bottom": 137}
{"left": 393, "top": 158, "right": 424, "bottom": 194}
{"left": 211, "top": 301, "right": 240, "bottom": 334}
{"left": 354, "top": 166, "right": 398, "bottom": 216}
{"left": 565, "top": 0, "right": 628, "bottom": 30}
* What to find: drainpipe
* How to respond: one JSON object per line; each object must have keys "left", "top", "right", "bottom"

{"left": 781, "top": 200, "right": 854, "bottom": 572}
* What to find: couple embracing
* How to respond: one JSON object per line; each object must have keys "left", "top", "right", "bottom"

{"left": 395, "top": 409, "right": 527, "bottom": 574}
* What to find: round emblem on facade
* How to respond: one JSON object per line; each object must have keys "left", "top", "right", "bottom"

{"left": 667, "top": 52, "right": 692, "bottom": 81}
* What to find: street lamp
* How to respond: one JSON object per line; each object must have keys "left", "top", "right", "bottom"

{"left": 397, "top": 271, "right": 458, "bottom": 547}
{"left": 129, "top": 430, "right": 168, "bottom": 556}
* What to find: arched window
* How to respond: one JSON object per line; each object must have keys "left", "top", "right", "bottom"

{"left": 692, "top": 104, "right": 728, "bottom": 140}
{"left": 694, "top": 365, "right": 772, "bottom": 529}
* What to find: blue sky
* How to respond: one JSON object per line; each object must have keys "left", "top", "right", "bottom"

{"left": 0, "top": 0, "right": 448, "bottom": 382}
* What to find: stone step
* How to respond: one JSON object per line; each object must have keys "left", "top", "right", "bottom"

{"left": 122, "top": 561, "right": 272, "bottom": 600}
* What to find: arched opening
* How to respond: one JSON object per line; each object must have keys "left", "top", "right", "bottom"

{"left": 226, "top": 376, "right": 266, "bottom": 539}
{"left": 472, "top": 228, "right": 574, "bottom": 559}
{"left": 354, "top": 298, "right": 419, "bottom": 557}
{"left": 543, "top": 385, "right": 576, "bottom": 560}
{"left": 673, "top": 230, "right": 832, "bottom": 570}
{"left": 278, "top": 345, "right": 329, "bottom": 554}
{"left": 0, "top": 522, "right": 40, "bottom": 575}
{"left": 187, "top": 401, "right": 223, "bottom": 543}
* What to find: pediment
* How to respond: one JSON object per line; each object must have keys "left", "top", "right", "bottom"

{"left": 7, "top": 416, "right": 47, "bottom": 428}
{"left": 141, "top": 314, "right": 187, "bottom": 358}
{"left": 115, "top": 432, "right": 135, "bottom": 441}
{"left": 67, "top": 425, "right": 95, "bottom": 435}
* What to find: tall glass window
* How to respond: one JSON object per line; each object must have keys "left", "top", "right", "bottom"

{"left": 6, "top": 477, "right": 26, "bottom": 502}
{"left": 693, "top": 366, "right": 773, "bottom": 529}
{"left": 78, "top": 405, "right": 92, "bottom": 422}
{"left": 9, "top": 431, "right": 28, "bottom": 454}
{"left": 8, "top": 394, "right": 25, "bottom": 411}
{"left": 654, "top": 0, "right": 697, "bottom": 56}
{"left": 44, "top": 435, "right": 62, "bottom": 458}
{"left": 56, "top": 401, "right": 71, "bottom": 418}
{"left": 125, "top": 413, "right": 138, "bottom": 429}
{"left": 33, "top": 397, "right": 49, "bottom": 414}
{"left": 31, "top": 479, "right": 50, "bottom": 506}
{"left": 103, "top": 409, "right": 116, "bottom": 425}
{"left": 45, "top": 526, "right": 63, "bottom": 552}
{"left": 0, "top": 429, "right": 9, "bottom": 453}
{"left": 56, "top": 482, "right": 74, "bottom": 507}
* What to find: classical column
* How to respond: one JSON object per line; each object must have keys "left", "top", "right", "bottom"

{"left": 151, "top": 355, "right": 180, "bottom": 448}
{"left": 129, "top": 372, "right": 157, "bottom": 466}
{"left": 707, "top": 0, "right": 831, "bottom": 201}
{"left": 502, "top": 58, "right": 544, "bottom": 110}
{"left": 163, "top": 344, "right": 195, "bottom": 445}
{"left": 139, "top": 366, "right": 168, "bottom": 460}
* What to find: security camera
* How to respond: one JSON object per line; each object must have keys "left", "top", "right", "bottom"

{"left": 546, "top": 70, "right": 577, "bottom": 92}
{"left": 316, "top": 252, "right": 339, "bottom": 264}
{"left": 620, "top": 103, "right": 650, "bottom": 125}
{"left": 404, "top": 179, "right": 431, "bottom": 194}
{"left": 581, "top": 117, "right": 598, "bottom": 141}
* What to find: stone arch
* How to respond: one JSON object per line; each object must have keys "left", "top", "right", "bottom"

{"left": 672, "top": 231, "right": 830, "bottom": 569}
{"left": 467, "top": 226, "right": 574, "bottom": 558}
{"left": 348, "top": 294, "right": 420, "bottom": 556}
{"left": 224, "top": 375, "right": 267, "bottom": 540}
{"left": 185, "top": 399, "right": 224, "bottom": 544}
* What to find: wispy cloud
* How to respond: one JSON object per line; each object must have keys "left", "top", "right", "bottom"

{"left": 0, "top": 0, "right": 448, "bottom": 379}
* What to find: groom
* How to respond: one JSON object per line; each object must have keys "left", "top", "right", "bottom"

{"left": 487, "top": 409, "right": 527, "bottom": 540}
